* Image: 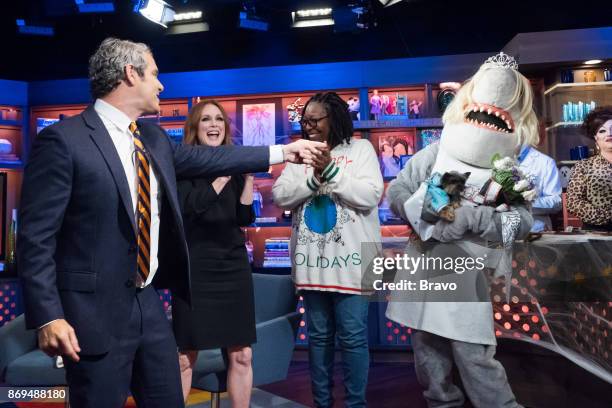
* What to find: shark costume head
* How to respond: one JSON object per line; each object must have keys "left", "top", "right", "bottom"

{"left": 439, "top": 52, "right": 539, "bottom": 168}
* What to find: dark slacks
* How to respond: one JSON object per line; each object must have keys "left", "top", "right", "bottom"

{"left": 64, "top": 285, "right": 183, "bottom": 408}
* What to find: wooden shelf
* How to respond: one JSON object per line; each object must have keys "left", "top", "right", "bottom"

{"left": 381, "top": 219, "right": 406, "bottom": 226}
{"left": 250, "top": 222, "right": 292, "bottom": 227}
{"left": 354, "top": 118, "right": 443, "bottom": 129}
{"left": 545, "top": 122, "right": 583, "bottom": 131}
{"left": 290, "top": 118, "right": 443, "bottom": 134}
{"left": 544, "top": 81, "right": 612, "bottom": 96}
{"left": 140, "top": 115, "right": 187, "bottom": 123}
{"left": 253, "top": 172, "right": 274, "bottom": 179}
{"left": 251, "top": 266, "right": 291, "bottom": 275}
{"left": 0, "top": 161, "right": 24, "bottom": 169}
{"left": 557, "top": 160, "right": 579, "bottom": 166}
{"left": 0, "top": 120, "right": 22, "bottom": 127}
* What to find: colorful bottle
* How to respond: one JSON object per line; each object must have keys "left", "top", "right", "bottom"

{"left": 244, "top": 229, "right": 254, "bottom": 264}
{"left": 252, "top": 185, "right": 263, "bottom": 218}
{"left": 6, "top": 209, "right": 17, "bottom": 275}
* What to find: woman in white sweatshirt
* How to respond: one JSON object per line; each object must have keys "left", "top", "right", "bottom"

{"left": 273, "top": 92, "right": 383, "bottom": 408}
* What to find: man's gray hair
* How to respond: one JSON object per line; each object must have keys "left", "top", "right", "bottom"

{"left": 88, "top": 38, "right": 151, "bottom": 99}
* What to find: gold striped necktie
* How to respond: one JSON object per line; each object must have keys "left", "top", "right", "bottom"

{"left": 129, "top": 121, "right": 151, "bottom": 286}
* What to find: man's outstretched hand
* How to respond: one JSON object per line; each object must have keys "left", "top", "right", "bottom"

{"left": 38, "top": 319, "right": 81, "bottom": 362}
{"left": 282, "top": 140, "right": 328, "bottom": 165}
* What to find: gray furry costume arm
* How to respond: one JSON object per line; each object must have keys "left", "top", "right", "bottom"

{"left": 387, "top": 143, "right": 533, "bottom": 243}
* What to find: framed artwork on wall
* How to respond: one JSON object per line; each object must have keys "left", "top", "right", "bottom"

{"left": 419, "top": 128, "right": 442, "bottom": 148}
{"left": 236, "top": 99, "right": 283, "bottom": 146}
{"left": 378, "top": 132, "right": 416, "bottom": 177}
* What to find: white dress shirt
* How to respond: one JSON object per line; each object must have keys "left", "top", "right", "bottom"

{"left": 518, "top": 145, "right": 562, "bottom": 232}
{"left": 95, "top": 99, "right": 162, "bottom": 286}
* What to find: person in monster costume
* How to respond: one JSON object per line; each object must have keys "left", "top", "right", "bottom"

{"left": 385, "top": 52, "right": 538, "bottom": 408}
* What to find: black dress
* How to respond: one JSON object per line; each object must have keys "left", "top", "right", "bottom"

{"left": 172, "top": 175, "right": 256, "bottom": 350}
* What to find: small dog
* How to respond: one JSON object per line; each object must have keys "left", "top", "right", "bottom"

{"left": 438, "top": 171, "right": 470, "bottom": 221}
{"left": 422, "top": 171, "right": 470, "bottom": 222}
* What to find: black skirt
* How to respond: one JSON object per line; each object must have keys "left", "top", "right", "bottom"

{"left": 172, "top": 252, "right": 256, "bottom": 350}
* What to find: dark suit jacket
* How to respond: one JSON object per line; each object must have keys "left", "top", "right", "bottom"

{"left": 17, "top": 105, "right": 269, "bottom": 354}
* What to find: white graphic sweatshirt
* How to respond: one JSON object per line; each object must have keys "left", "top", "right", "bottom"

{"left": 273, "top": 138, "right": 383, "bottom": 294}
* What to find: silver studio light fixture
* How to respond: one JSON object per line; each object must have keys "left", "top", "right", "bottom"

{"left": 167, "top": 9, "right": 208, "bottom": 34}
{"left": 173, "top": 11, "right": 203, "bottom": 22}
{"left": 292, "top": 8, "right": 334, "bottom": 28}
{"left": 378, "top": 0, "right": 403, "bottom": 6}
{"left": 136, "top": 0, "right": 175, "bottom": 28}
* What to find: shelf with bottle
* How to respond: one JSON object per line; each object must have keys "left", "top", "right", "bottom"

{"left": 245, "top": 224, "right": 410, "bottom": 271}
{"left": 30, "top": 100, "right": 190, "bottom": 145}
{"left": 31, "top": 104, "right": 88, "bottom": 140}
{"left": 245, "top": 176, "right": 411, "bottom": 269}
{"left": 544, "top": 72, "right": 612, "bottom": 127}
{"left": 545, "top": 121, "right": 583, "bottom": 131}
{"left": 286, "top": 85, "right": 442, "bottom": 133}
{"left": 0, "top": 106, "right": 25, "bottom": 168}
{"left": 543, "top": 125, "right": 596, "bottom": 162}
{"left": 0, "top": 106, "right": 23, "bottom": 127}
{"left": 544, "top": 80, "right": 612, "bottom": 97}
{"left": 543, "top": 69, "right": 612, "bottom": 161}
{"left": 138, "top": 98, "right": 189, "bottom": 126}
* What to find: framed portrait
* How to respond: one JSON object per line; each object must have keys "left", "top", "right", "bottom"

{"left": 236, "top": 99, "right": 283, "bottom": 146}
{"left": 378, "top": 132, "right": 416, "bottom": 178}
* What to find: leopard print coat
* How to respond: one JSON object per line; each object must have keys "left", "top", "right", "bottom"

{"left": 566, "top": 154, "right": 612, "bottom": 226}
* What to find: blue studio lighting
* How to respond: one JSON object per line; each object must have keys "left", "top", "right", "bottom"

{"left": 76, "top": 1, "right": 116, "bottom": 13}
{"left": 16, "top": 19, "right": 54, "bottom": 36}
{"left": 239, "top": 17, "right": 269, "bottom": 32}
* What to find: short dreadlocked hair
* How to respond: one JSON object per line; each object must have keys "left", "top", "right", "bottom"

{"left": 302, "top": 92, "right": 353, "bottom": 149}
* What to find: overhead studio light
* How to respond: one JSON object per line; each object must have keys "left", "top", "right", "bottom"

{"left": 378, "top": 0, "right": 404, "bottom": 6}
{"left": 167, "top": 9, "right": 208, "bottom": 34}
{"left": 238, "top": 2, "right": 269, "bottom": 32}
{"left": 134, "top": 0, "right": 175, "bottom": 28}
{"left": 75, "top": 0, "right": 115, "bottom": 13}
{"left": 173, "top": 11, "right": 202, "bottom": 21}
{"left": 584, "top": 59, "right": 602, "bottom": 65}
{"left": 292, "top": 8, "right": 334, "bottom": 28}
{"left": 16, "top": 19, "right": 54, "bottom": 36}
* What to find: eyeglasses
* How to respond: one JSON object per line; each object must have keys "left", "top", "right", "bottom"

{"left": 300, "top": 115, "right": 328, "bottom": 129}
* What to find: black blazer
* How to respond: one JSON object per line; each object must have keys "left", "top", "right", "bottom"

{"left": 17, "top": 105, "right": 269, "bottom": 354}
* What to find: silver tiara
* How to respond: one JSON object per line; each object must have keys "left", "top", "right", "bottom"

{"left": 483, "top": 52, "right": 518, "bottom": 70}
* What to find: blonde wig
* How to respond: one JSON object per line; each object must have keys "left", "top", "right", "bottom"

{"left": 442, "top": 65, "right": 539, "bottom": 148}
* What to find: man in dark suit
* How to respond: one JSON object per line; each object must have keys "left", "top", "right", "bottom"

{"left": 17, "top": 38, "right": 324, "bottom": 407}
